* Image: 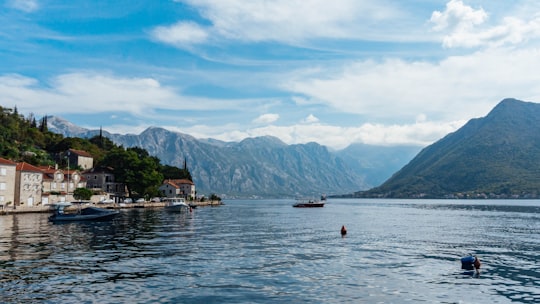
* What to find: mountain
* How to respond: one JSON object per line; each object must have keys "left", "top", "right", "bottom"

{"left": 355, "top": 98, "right": 540, "bottom": 198}
{"left": 336, "top": 143, "right": 421, "bottom": 188}
{"left": 47, "top": 117, "right": 422, "bottom": 198}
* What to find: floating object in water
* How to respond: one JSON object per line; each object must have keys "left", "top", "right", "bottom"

{"left": 341, "top": 225, "right": 347, "bottom": 236}
{"left": 461, "top": 254, "right": 481, "bottom": 272}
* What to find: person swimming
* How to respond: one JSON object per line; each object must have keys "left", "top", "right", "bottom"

{"left": 473, "top": 256, "right": 481, "bottom": 273}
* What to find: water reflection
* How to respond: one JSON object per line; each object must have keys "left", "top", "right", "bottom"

{"left": 1, "top": 200, "right": 540, "bottom": 303}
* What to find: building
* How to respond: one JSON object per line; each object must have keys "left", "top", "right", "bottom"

{"left": 0, "top": 157, "right": 17, "bottom": 208}
{"left": 15, "top": 162, "right": 43, "bottom": 207}
{"left": 67, "top": 149, "right": 94, "bottom": 170}
{"left": 159, "top": 179, "right": 195, "bottom": 199}
{"left": 82, "top": 166, "right": 126, "bottom": 201}
{"left": 40, "top": 165, "right": 86, "bottom": 205}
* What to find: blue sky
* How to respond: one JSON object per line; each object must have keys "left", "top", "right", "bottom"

{"left": 2, "top": 0, "right": 540, "bottom": 149}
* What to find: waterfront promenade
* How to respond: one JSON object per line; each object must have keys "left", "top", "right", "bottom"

{"left": 0, "top": 200, "right": 223, "bottom": 215}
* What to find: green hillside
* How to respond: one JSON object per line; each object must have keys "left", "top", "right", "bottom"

{"left": 355, "top": 98, "right": 540, "bottom": 199}
{"left": 0, "top": 105, "right": 191, "bottom": 199}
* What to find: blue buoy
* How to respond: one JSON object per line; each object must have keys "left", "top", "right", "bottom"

{"left": 461, "top": 254, "right": 481, "bottom": 272}
{"left": 461, "top": 255, "right": 476, "bottom": 270}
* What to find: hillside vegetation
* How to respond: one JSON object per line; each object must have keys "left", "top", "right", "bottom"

{"left": 0, "top": 106, "right": 191, "bottom": 198}
{"left": 354, "top": 98, "right": 540, "bottom": 199}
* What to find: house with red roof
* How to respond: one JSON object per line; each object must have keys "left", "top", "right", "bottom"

{"left": 15, "top": 162, "right": 43, "bottom": 207}
{"left": 159, "top": 179, "right": 196, "bottom": 199}
{"left": 40, "top": 165, "right": 86, "bottom": 205}
{"left": 67, "top": 149, "right": 94, "bottom": 170}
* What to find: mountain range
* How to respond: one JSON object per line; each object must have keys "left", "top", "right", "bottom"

{"left": 354, "top": 98, "right": 540, "bottom": 198}
{"left": 47, "top": 117, "right": 420, "bottom": 198}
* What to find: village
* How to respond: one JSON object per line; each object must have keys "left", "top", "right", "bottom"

{"left": 0, "top": 148, "right": 220, "bottom": 215}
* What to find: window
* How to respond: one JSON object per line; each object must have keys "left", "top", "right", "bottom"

{"left": 0, "top": 167, "right": 6, "bottom": 176}
{"left": 0, "top": 182, "right": 5, "bottom": 190}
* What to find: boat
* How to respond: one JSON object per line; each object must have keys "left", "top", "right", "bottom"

{"left": 163, "top": 197, "right": 190, "bottom": 212}
{"left": 49, "top": 203, "right": 119, "bottom": 223}
{"left": 293, "top": 199, "right": 325, "bottom": 208}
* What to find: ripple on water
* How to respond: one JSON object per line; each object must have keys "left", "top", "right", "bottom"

{"left": 1, "top": 200, "right": 539, "bottom": 303}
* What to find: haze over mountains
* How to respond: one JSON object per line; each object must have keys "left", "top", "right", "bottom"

{"left": 48, "top": 117, "right": 420, "bottom": 198}
{"left": 355, "top": 98, "right": 540, "bottom": 199}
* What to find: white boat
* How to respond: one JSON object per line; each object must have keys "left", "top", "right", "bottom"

{"left": 163, "top": 197, "right": 190, "bottom": 212}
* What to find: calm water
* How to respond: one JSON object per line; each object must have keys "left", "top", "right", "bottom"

{"left": 1, "top": 199, "right": 539, "bottom": 303}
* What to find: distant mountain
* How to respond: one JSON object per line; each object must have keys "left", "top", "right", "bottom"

{"left": 48, "top": 117, "right": 421, "bottom": 198}
{"left": 355, "top": 98, "right": 540, "bottom": 198}
{"left": 336, "top": 143, "right": 421, "bottom": 188}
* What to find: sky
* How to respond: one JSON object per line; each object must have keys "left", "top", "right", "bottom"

{"left": 2, "top": 0, "right": 540, "bottom": 150}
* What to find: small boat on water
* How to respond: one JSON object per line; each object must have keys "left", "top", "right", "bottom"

{"left": 49, "top": 203, "right": 119, "bottom": 223}
{"left": 293, "top": 199, "right": 325, "bottom": 208}
{"left": 163, "top": 197, "right": 190, "bottom": 212}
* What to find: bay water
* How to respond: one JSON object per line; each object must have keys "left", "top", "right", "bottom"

{"left": 1, "top": 199, "right": 539, "bottom": 303}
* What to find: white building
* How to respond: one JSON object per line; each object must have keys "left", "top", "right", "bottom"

{"left": 159, "top": 179, "right": 195, "bottom": 199}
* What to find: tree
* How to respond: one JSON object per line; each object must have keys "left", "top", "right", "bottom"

{"left": 209, "top": 193, "right": 221, "bottom": 201}
{"left": 73, "top": 188, "right": 93, "bottom": 200}
{"left": 39, "top": 116, "right": 48, "bottom": 132}
{"left": 100, "top": 146, "right": 164, "bottom": 198}
{"left": 161, "top": 164, "right": 192, "bottom": 181}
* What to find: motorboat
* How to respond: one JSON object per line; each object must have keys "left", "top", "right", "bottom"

{"left": 163, "top": 197, "right": 190, "bottom": 212}
{"left": 293, "top": 199, "right": 325, "bottom": 208}
{"left": 49, "top": 202, "right": 119, "bottom": 223}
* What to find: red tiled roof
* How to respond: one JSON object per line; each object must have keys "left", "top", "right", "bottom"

{"left": 16, "top": 162, "right": 43, "bottom": 172}
{"left": 163, "top": 179, "right": 194, "bottom": 186}
{"left": 69, "top": 149, "right": 93, "bottom": 158}
{"left": 37, "top": 165, "right": 57, "bottom": 173}
{"left": 0, "top": 157, "right": 16, "bottom": 166}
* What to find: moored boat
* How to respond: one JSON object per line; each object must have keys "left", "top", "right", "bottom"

{"left": 49, "top": 203, "right": 119, "bottom": 223}
{"left": 163, "top": 197, "right": 190, "bottom": 212}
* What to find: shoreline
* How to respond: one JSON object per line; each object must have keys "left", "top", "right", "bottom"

{"left": 0, "top": 200, "right": 224, "bottom": 216}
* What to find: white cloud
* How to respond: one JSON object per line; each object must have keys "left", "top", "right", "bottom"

{"left": 302, "top": 114, "right": 319, "bottom": 124}
{"left": 253, "top": 113, "right": 279, "bottom": 124}
{"left": 157, "top": 0, "right": 403, "bottom": 46}
{"left": 431, "top": 0, "right": 540, "bottom": 48}
{"left": 284, "top": 48, "right": 540, "bottom": 122}
{"left": 0, "top": 72, "right": 255, "bottom": 116}
{"left": 7, "top": 0, "right": 38, "bottom": 12}
{"left": 430, "top": 0, "right": 487, "bottom": 32}
{"left": 151, "top": 21, "right": 209, "bottom": 46}
{"left": 175, "top": 119, "right": 466, "bottom": 150}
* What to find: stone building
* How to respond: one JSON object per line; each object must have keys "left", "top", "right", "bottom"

{"left": 0, "top": 157, "right": 17, "bottom": 208}
{"left": 15, "top": 162, "right": 43, "bottom": 207}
